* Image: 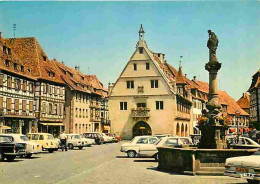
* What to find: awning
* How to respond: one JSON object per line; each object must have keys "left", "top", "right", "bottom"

{"left": 229, "top": 128, "right": 236, "bottom": 133}
{"left": 104, "top": 125, "right": 110, "bottom": 130}
{"left": 40, "top": 123, "right": 64, "bottom": 126}
{"left": 2, "top": 125, "right": 11, "bottom": 129}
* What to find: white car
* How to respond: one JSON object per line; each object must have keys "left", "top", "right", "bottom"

{"left": 101, "top": 133, "right": 112, "bottom": 143}
{"left": 1, "top": 134, "right": 42, "bottom": 158}
{"left": 80, "top": 134, "right": 95, "bottom": 145}
{"left": 227, "top": 137, "right": 260, "bottom": 149}
{"left": 225, "top": 148, "right": 260, "bottom": 184}
{"left": 65, "top": 134, "right": 87, "bottom": 149}
{"left": 120, "top": 136, "right": 159, "bottom": 158}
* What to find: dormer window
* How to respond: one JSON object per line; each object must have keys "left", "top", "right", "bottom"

{"left": 3, "top": 46, "right": 7, "bottom": 54}
{"left": 13, "top": 63, "right": 18, "bottom": 70}
{"left": 43, "top": 56, "right": 47, "bottom": 61}
{"left": 21, "top": 66, "right": 24, "bottom": 72}
{"left": 48, "top": 71, "right": 51, "bottom": 77}
{"left": 5, "top": 60, "right": 10, "bottom": 67}
{"left": 81, "top": 76, "right": 84, "bottom": 80}
{"left": 139, "top": 47, "right": 143, "bottom": 54}
{"left": 7, "top": 48, "right": 11, "bottom": 55}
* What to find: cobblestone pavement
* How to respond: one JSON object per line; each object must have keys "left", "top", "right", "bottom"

{"left": 0, "top": 142, "right": 247, "bottom": 184}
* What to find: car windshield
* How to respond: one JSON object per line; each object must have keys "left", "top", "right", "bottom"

{"left": 254, "top": 148, "right": 260, "bottom": 155}
{"left": 73, "top": 135, "right": 81, "bottom": 139}
{"left": 20, "top": 136, "right": 30, "bottom": 141}
{"left": 0, "top": 136, "right": 12, "bottom": 143}
{"left": 154, "top": 139, "right": 162, "bottom": 145}
{"left": 130, "top": 137, "right": 137, "bottom": 143}
{"left": 47, "top": 135, "right": 54, "bottom": 140}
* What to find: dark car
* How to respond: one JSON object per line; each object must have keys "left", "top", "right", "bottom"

{"left": 0, "top": 135, "right": 26, "bottom": 161}
{"left": 82, "top": 133, "right": 104, "bottom": 145}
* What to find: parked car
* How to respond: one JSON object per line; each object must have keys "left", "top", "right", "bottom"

{"left": 82, "top": 132, "right": 104, "bottom": 145}
{"left": 120, "top": 136, "right": 159, "bottom": 158}
{"left": 0, "top": 135, "right": 26, "bottom": 161}
{"left": 80, "top": 134, "right": 95, "bottom": 146}
{"left": 115, "top": 134, "right": 122, "bottom": 142}
{"left": 27, "top": 133, "right": 58, "bottom": 153}
{"left": 224, "top": 148, "right": 260, "bottom": 184}
{"left": 101, "top": 133, "right": 113, "bottom": 143}
{"left": 1, "top": 134, "right": 42, "bottom": 158}
{"left": 154, "top": 134, "right": 172, "bottom": 139}
{"left": 227, "top": 137, "right": 260, "bottom": 149}
{"left": 65, "top": 134, "right": 89, "bottom": 149}
{"left": 106, "top": 133, "right": 118, "bottom": 143}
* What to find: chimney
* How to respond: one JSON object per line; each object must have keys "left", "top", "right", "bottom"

{"left": 75, "top": 65, "right": 79, "bottom": 70}
{"left": 193, "top": 76, "right": 197, "bottom": 81}
{"left": 185, "top": 74, "right": 187, "bottom": 78}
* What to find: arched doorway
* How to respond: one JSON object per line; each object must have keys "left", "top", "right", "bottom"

{"left": 133, "top": 121, "right": 152, "bottom": 137}
{"left": 176, "top": 123, "right": 180, "bottom": 136}
{"left": 181, "top": 124, "right": 184, "bottom": 137}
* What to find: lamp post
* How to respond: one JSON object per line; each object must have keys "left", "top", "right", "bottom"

{"left": 235, "top": 110, "right": 241, "bottom": 141}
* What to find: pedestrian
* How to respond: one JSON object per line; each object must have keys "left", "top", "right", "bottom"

{"left": 59, "top": 131, "right": 67, "bottom": 151}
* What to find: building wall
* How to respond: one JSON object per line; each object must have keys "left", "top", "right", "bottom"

{"left": 0, "top": 72, "right": 36, "bottom": 134}
{"left": 250, "top": 88, "right": 260, "bottom": 124}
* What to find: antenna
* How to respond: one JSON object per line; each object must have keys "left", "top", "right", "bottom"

{"left": 13, "top": 24, "right": 16, "bottom": 38}
{"left": 179, "top": 56, "right": 183, "bottom": 67}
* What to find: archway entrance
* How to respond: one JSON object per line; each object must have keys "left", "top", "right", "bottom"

{"left": 133, "top": 121, "right": 152, "bottom": 137}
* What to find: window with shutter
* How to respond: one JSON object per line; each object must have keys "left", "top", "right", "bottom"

{"left": 43, "top": 84, "right": 47, "bottom": 94}
{"left": 22, "top": 100, "right": 26, "bottom": 111}
{"left": 7, "top": 98, "right": 12, "bottom": 110}
{"left": 0, "top": 97, "right": 3, "bottom": 109}
{"left": 0, "top": 74, "right": 3, "bottom": 86}
{"left": 23, "top": 80, "right": 27, "bottom": 91}
{"left": 29, "top": 101, "right": 33, "bottom": 112}
{"left": 14, "top": 99, "right": 19, "bottom": 111}
{"left": 7, "top": 77, "right": 12, "bottom": 88}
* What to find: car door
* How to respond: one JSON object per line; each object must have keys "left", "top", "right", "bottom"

{"left": 137, "top": 137, "right": 157, "bottom": 157}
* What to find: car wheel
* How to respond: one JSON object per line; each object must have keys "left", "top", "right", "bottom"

{"left": 6, "top": 156, "right": 15, "bottom": 162}
{"left": 127, "top": 150, "right": 136, "bottom": 158}
{"left": 0, "top": 153, "right": 4, "bottom": 161}
{"left": 68, "top": 144, "right": 74, "bottom": 149}
{"left": 48, "top": 150, "right": 54, "bottom": 153}
{"left": 247, "top": 179, "right": 260, "bottom": 184}
{"left": 26, "top": 153, "right": 32, "bottom": 158}
{"left": 78, "top": 146, "right": 83, "bottom": 150}
{"left": 154, "top": 154, "right": 159, "bottom": 162}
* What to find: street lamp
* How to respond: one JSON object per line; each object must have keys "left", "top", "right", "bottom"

{"left": 235, "top": 110, "right": 241, "bottom": 141}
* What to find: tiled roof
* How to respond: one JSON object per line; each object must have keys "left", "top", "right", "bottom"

{"left": 248, "top": 69, "right": 260, "bottom": 91}
{"left": 53, "top": 59, "right": 91, "bottom": 94}
{"left": 193, "top": 80, "right": 209, "bottom": 93}
{"left": 3, "top": 37, "right": 64, "bottom": 84}
{"left": 218, "top": 91, "right": 249, "bottom": 116}
{"left": 0, "top": 38, "right": 36, "bottom": 80}
{"left": 237, "top": 93, "right": 250, "bottom": 109}
{"left": 176, "top": 66, "right": 187, "bottom": 84}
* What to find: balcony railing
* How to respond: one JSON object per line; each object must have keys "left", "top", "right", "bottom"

{"left": 131, "top": 108, "right": 150, "bottom": 118}
{"left": 101, "top": 118, "right": 111, "bottom": 125}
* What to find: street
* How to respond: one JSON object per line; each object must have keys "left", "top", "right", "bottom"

{"left": 0, "top": 141, "right": 249, "bottom": 184}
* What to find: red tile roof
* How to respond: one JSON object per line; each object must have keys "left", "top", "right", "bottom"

{"left": 0, "top": 38, "right": 36, "bottom": 80}
{"left": 237, "top": 93, "right": 250, "bottom": 109}
{"left": 193, "top": 80, "right": 209, "bottom": 93}
{"left": 176, "top": 66, "right": 187, "bottom": 84}
{"left": 3, "top": 37, "right": 64, "bottom": 84}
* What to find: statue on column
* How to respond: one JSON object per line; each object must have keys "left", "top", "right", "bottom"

{"left": 207, "top": 30, "right": 219, "bottom": 62}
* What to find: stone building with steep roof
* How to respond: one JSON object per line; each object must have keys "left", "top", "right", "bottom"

{"left": 0, "top": 34, "right": 38, "bottom": 134}
{"left": 3, "top": 37, "right": 66, "bottom": 137}
{"left": 248, "top": 69, "right": 260, "bottom": 129}
{"left": 109, "top": 25, "right": 193, "bottom": 139}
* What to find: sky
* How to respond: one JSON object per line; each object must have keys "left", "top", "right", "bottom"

{"left": 0, "top": 1, "right": 259, "bottom": 101}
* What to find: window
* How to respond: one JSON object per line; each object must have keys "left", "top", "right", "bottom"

{"left": 43, "top": 56, "right": 47, "bottom": 61}
{"left": 7, "top": 98, "right": 12, "bottom": 110}
{"left": 22, "top": 100, "right": 26, "bottom": 111}
{"left": 86, "top": 109, "right": 88, "bottom": 118}
{"left": 151, "top": 80, "right": 158, "bottom": 88}
{"left": 5, "top": 60, "right": 11, "bottom": 67}
{"left": 29, "top": 101, "right": 33, "bottom": 112}
{"left": 75, "top": 108, "right": 78, "bottom": 117}
{"left": 126, "top": 81, "right": 134, "bottom": 89}
{"left": 7, "top": 48, "right": 11, "bottom": 55}
{"left": 14, "top": 99, "right": 19, "bottom": 111}
{"left": 0, "top": 74, "right": 3, "bottom": 86}
{"left": 15, "top": 79, "right": 21, "bottom": 90}
{"left": 54, "top": 87, "right": 57, "bottom": 95}
{"left": 21, "top": 66, "right": 24, "bottom": 72}
{"left": 137, "top": 138, "right": 148, "bottom": 144}
{"left": 146, "top": 63, "right": 150, "bottom": 70}
{"left": 54, "top": 104, "right": 57, "bottom": 115}
{"left": 137, "top": 103, "right": 146, "bottom": 108}
{"left": 29, "top": 83, "right": 34, "bottom": 92}
{"left": 120, "top": 102, "right": 127, "bottom": 110}
{"left": 7, "top": 76, "right": 12, "bottom": 88}
{"left": 149, "top": 138, "right": 158, "bottom": 144}
{"left": 3, "top": 46, "right": 7, "bottom": 54}
{"left": 39, "top": 135, "right": 44, "bottom": 140}
{"left": 23, "top": 80, "right": 27, "bottom": 91}
{"left": 32, "top": 134, "right": 39, "bottom": 140}
{"left": 156, "top": 101, "right": 164, "bottom": 110}
{"left": 0, "top": 97, "right": 3, "bottom": 110}
{"left": 139, "top": 47, "right": 143, "bottom": 54}
{"left": 49, "top": 103, "right": 52, "bottom": 114}
{"left": 133, "top": 63, "right": 137, "bottom": 71}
